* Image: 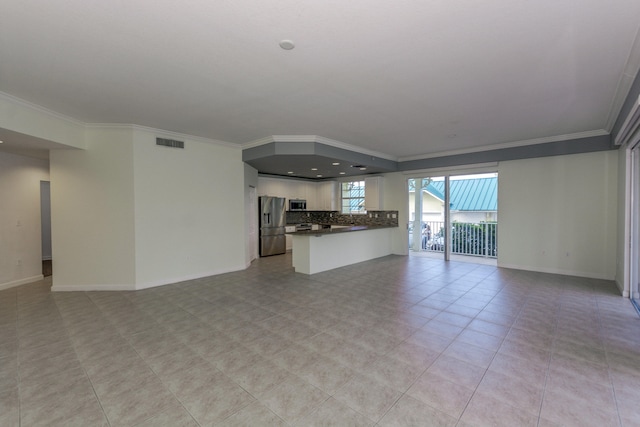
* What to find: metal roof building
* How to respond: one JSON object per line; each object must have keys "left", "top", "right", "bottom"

{"left": 428, "top": 177, "right": 497, "bottom": 212}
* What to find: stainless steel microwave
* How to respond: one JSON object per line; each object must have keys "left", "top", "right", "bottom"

{"left": 289, "top": 199, "right": 306, "bottom": 211}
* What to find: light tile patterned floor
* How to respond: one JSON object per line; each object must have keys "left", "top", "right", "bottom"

{"left": 1, "top": 253, "right": 640, "bottom": 426}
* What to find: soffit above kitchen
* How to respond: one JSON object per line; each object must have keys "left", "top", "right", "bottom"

{"left": 243, "top": 136, "right": 398, "bottom": 179}
{"left": 1, "top": 1, "right": 640, "bottom": 168}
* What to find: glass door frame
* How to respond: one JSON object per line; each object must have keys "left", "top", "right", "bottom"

{"left": 406, "top": 165, "right": 498, "bottom": 261}
{"left": 625, "top": 139, "right": 640, "bottom": 303}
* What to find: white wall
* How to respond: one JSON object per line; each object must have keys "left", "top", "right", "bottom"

{"left": 0, "top": 152, "right": 49, "bottom": 290}
{"left": 244, "top": 164, "right": 259, "bottom": 266}
{"left": 50, "top": 126, "right": 247, "bottom": 291}
{"left": 50, "top": 127, "right": 136, "bottom": 290}
{"left": 615, "top": 146, "right": 627, "bottom": 293}
{"left": 133, "top": 129, "right": 246, "bottom": 288}
{"left": 498, "top": 151, "right": 618, "bottom": 279}
{"left": 0, "top": 91, "right": 85, "bottom": 149}
{"left": 382, "top": 172, "right": 409, "bottom": 255}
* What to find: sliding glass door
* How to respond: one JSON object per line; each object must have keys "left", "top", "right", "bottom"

{"left": 630, "top": 142, "right": 640, "bottom": 303}
{"left": 408, "top": 173, "right": 498, "bottom": 261}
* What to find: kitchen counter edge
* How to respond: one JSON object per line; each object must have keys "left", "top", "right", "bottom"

{"left": 286, "top": 224, "right": 398, "bottom": 236}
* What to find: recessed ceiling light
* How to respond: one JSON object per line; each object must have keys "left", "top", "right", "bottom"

{"left": 287, "top": 171, "right": 294, "bottom": 174}
{"left": 332, "top": 162, "right": 340, "bottom": 166}
{"left": 317, "top": 174, "right": 323, "bottom": 177}
{"left": 311, "top": 168, "right": 318, "bottom": 171}
{"left": 339, "top": 172, "right": 346, "bottom": 175}
{"left": 359, "top": 167, "right": 367, "bottom": 171}
{"left": 279, "top": 40, "right": 295, "bottom": 50}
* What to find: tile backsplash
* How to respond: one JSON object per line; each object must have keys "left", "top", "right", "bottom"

{"left": 286, "top": 210, "right": 398, "bottom": 227}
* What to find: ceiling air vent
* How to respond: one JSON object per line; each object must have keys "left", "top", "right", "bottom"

{"left": 156, "top": 137, "right": 185, "bottom": 149}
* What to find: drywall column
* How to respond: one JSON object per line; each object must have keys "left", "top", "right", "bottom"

{"left": 50, "top": 128, "right": 136, "bottom": 290}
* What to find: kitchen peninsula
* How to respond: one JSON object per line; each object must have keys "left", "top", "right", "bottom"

{"left": 287, "top": 210, "right": 398, "bottom": 274}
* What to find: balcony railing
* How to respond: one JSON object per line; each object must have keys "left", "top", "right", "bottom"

{"left": 410, "top": 221, "right": 497, "bottom": 258}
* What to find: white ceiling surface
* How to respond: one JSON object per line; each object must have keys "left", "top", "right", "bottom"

{"left": 1, "top": 1, "right": 640, "bottom": 160}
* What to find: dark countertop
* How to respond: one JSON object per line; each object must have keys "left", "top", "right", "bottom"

{"left": 287, "top": 224, "right": 398, "bottom": 236}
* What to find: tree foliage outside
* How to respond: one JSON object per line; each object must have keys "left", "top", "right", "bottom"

{"left": 450, "top": 222, "right": 497, "bottom": 257}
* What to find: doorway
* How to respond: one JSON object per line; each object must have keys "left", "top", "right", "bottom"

{"left": 408, "top": 172, "right": 498, "bottom": 263}
{"left": 40, "top": 181, "right": 52, "bottom": 276}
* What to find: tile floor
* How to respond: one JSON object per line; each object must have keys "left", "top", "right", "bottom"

{"left": 1, "top": 253, "right": 640, "bottom": 426}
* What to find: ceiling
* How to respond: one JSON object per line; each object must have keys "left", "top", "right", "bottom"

{"left": 1, "top": 1, "right": 640, "bottom": 177}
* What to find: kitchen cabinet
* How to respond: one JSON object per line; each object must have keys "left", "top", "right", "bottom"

{"left": 291, "top": 227, "right": 394, "bottom": 274}
{"left": 285, "top": 225, "right": 296, "bottom": 251}
{"left": 258, "top": 177, "right": 338, "bottom": 212}
{"left": 316, "top": 181, "right": 336, "bottom": 210}
{"left": 258, "top": 177, "right": 314, "bottom": 208}
{"left": 365, "top": 176, "right": 383, "bottom": 211}
{"left": 258, "top": 177, "right": 289, "bottom": 199}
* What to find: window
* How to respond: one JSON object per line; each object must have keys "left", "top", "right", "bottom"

{"left": 341, "top": 180, "right": 366, "bottom": 214}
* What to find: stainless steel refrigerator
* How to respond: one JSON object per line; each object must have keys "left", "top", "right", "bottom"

{"left": 259, "top": 196, "right": 286, "bottom": 256}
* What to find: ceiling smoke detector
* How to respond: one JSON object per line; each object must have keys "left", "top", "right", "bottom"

{"left": 279, "top": 40, "right": 295, "bottom": 50}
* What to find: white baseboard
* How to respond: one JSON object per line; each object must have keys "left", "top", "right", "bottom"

{"left": 52, "top": 283, "right": 135, "bottom": 292}
{"left": 497, "top": 262, "right": 612, "bottom": 281}
{"left": 0, "top": 275, "right": 45, "bottom": 291}
{"left": 615, "top": 278, "right": 627, "bottom": 297}
{"left": 134, "top": 264, "right": 248, "bottom": 291}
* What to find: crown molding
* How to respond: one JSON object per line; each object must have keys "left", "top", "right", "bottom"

{"left": 242, "top": 134, "right": 397, "bottom": 161}
{"left": 402, "top": 162, "right": 499, "bottom": 177}
{"left": 0, "top": 91, "right": 85, "bottom": 127}
{"left": 398, "top": 130, "right": 610, "bottom": 162}
{"left": 242, "top": 135, "right": 277, "bottom": 148}
{"left": 605, "top": 26, "right": 640, "bottom": 131}
{"left": 85, "top": 123, "right": 239, "bottom": 149}
{"left": 1, "top": 92, "right": 240, "bottom": 149}
{"left": 310, "top": 135, "right": 398, "bottom": 161}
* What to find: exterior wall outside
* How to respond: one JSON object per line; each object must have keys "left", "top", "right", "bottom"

{"left": 409, "top": 192, "right": 496, "bottom": 224}
{"left": 0, "top": 152, "right": 49, "bottom": 290}
{"left": 408, "top": 192, "right": 442, "bottom": 221}
{"left": 451, "top": 211, "right": 497, "bottom": 223}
